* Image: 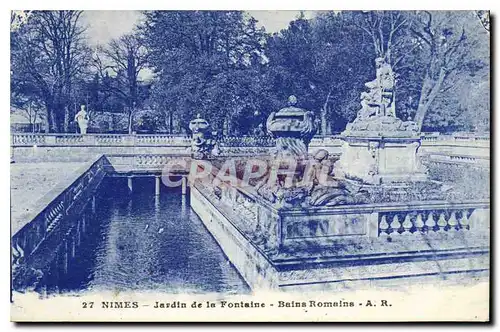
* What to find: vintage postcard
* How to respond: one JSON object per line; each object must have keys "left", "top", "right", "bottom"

{"left": 10, "top": 10, "right": 490, "bottom": 322}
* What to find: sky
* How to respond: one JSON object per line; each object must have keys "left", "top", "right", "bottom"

{"left": 82, "top": 11, "right": 143, "bottom": 46}
{"left": 82, "top": 10, "right": 315, "bottom": 46}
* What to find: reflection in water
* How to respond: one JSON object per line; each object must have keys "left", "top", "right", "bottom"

{"left": 31, "top": 177, "right": 249, "bottom": 295}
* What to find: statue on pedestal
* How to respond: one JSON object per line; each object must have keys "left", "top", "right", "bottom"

{"left": 345, "top": 57, "right": 417, "bottom": 136}
{"left": 335, "top": 57, "right": 427, "bottom": 185}
{"left": 75, "top": 105, "right": 89, "bottom": 134}
{"left": 189, "top": 114, "right": 216, "bottom": 159}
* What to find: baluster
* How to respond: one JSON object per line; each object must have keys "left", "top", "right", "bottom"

{"left": 437, "top": 212, "right": 447, "bottom": 232}
{"left": 425, "top": 212, "right": 436, "bottom": 232}
{"left": 448, "top": 211, "right": 458, "bottom": 231}
{"left": 391, "top": 215, "right": 401, "bottom": 234}
{"left": 415, "top": 213, "right": 425, "bottom": 232}
{"left": 459, "top": 210, "right": 470, "bottom": 230}
{"left": 402, "top": 214, "right": 413, "bottom": 234}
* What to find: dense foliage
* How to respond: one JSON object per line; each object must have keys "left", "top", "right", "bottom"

{"left": 11, "top": 10, "right": 489, "bottom": 134}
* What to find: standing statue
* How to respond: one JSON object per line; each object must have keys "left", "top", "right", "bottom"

{"left": 189, "top": 114, "right": 216, "bottom": 159}
{"left": 75, "top": 105, "right": 89, "bottom": 134}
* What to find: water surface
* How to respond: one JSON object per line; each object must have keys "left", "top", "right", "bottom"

{"left": 35, "top": 177, "right": 250, "bottom": 295}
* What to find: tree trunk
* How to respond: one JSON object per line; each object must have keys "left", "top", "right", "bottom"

{"left": 63, "top": 105, "right": 70, "bottom": 133}
{"left": 43, "top": 105, "right": 50, "bottom": 133}
{"left": 321, "top": 89, "right": 333, "bottom": 136}
{"left": 320, "top": 108, "right": 328, "bottom": 136}
{"left": 50, "top": 111, "right": 59, "bottom": 133}
{"left": 169, "top": 110, "right": 173, "bottom": 134}
{"left": 128, "top": 110, "right": 133, "bottom": 134}
{"left": 414, "top": 68, "right": 447, "bottom": 131}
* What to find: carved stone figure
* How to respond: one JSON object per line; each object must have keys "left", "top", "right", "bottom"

{"left": 376, "top": 57, "right": 396, "bottom": 117}
{"left": 75, "top": 105, "right": 89, "bottom": 134}
{"left": 252, "top": 123, "right": 266, "bottom": 137}
{"left": 255, "top": 149, "right": 368, "bottom": 209}
{"left": 266, "top": 95, "right": 316, "bottom": 159}
{"left": 188, "top": 114, "right": 216, "bottom": 159}
{"left": 302, "top": 149, "right": 369, "bottom": 207}
{"left": 336, "top": 57, "right": 427, "bottom": 184}
{"left": 344, "top": 57, "right": 418, "bottom": 137}
{"left": 360, "top": 57, "right": 395, "bottom": 118}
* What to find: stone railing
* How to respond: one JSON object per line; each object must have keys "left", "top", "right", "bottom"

{"left": 309, "top": 133, "right": 489, "bottom": 146}
{"left": 193, "top": 172, "right": 281, "bottom": 253}
{"left": 12, "top": 133, "right": 47, "bottom": 146}
{"left": 309, "top": 132, "right": 490, "bottom": 164}
{"left": 278, "top": 200, "right": 489, "bottom": 246}
{"left": 103, "top": 154, "right": 192, "bottom": 173}
{"left": 219, "top": 136, "right": 275, "bottom": 147}
{"left": 423, "top": 153, "right": 490, "bottom": 167}
{"left": 420, "top": 132, "right": 490, "bottom": 142}
{"left": 12, "top": 132, "right": 490, "bottom": 147}
{"left": 11, "top": 133, "right": 192, "bottom": 147}
{"left": 192, "top": 173, "right": 489, "bottom": 253}
{"left": 12, "top": 132, "right": 490, "bottom": 149}
{"left": 11, "top": 155, "right": 109, "bottom": 274}
{"left": 376, "top": 202, "right": 489, "bottom": 237}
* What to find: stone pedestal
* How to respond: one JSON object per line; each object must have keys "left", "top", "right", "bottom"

{"left": 335, "top": 135, "right": 427, "bottom": 185}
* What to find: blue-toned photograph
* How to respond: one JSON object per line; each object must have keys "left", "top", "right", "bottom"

{"left": 10, "top": 10, "right": 490, "bottom": 322}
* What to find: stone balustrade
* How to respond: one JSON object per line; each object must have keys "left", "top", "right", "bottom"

{"left": 12, "top": 133, "right": 192, "bottom": 147}
{"left": 11, "top": 156, "right": 108, "bottom": 274}
{"left": 12, "top": 133, "right": 47, "bottom": 145}
{"left": 11, "top": 132, "right": 490, "bottom": 147}
{"left": 192, "top": 171, "right": 489, "bottom": 251}
{"left": 103, "top": 154, "right": 191, "bottom": 173}
{"left": 421, "top": 132, "right": 490, "bottom": 142}
{"left": 11, "top": 132, "right": 490, "bottom": 165}
{"left": 279, "top": 201, "right": 489, "bottom": 246}
{"left": 219, "top": 136, "right": 275, "bottom": 147}
{"left": 377, "top": 205, "right": 485, "bottom": 236}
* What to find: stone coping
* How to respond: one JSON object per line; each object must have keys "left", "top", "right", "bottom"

{"left": 342, "top": 134, "right": 422, "bottom": 141}
{"left": 11, "top": 154, "right": 104, "bottom": 234}
{"left": 277, "top": 200, "right": 491, "bottom": 216}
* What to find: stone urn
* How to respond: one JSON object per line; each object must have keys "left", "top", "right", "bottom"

{"left": 266, "top": 95, "right": 316, "bottom": 159}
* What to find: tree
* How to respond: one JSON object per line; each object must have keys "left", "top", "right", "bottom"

{"left": 11, "top": 91, "right": 44, "bottom": 133}
{"left": 352, "top": 11, "right": 488, "bottom": 132}
{"left": 264, "top": 12, "right": 374, "bottom": 133}
{"left": 353, "top": 11, "right": 415, "bottom": 68}
{"left": 411, "top": 11, "right": 488, "bottom": 131}
{"left": 11, "top": 11, "right": 90, "bottom": 132}
{"left": 142, "top": 11, "right": 267, "bottom": 134}
{"left": 94, "top": 33, "right": 149, "bottom": 134}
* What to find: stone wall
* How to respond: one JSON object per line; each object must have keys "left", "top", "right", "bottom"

{"left": 11, "top": 155, "right": 108, "bottom": 289}
{"left": 190, "top": 182, "right": 490, "bottom": 291}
